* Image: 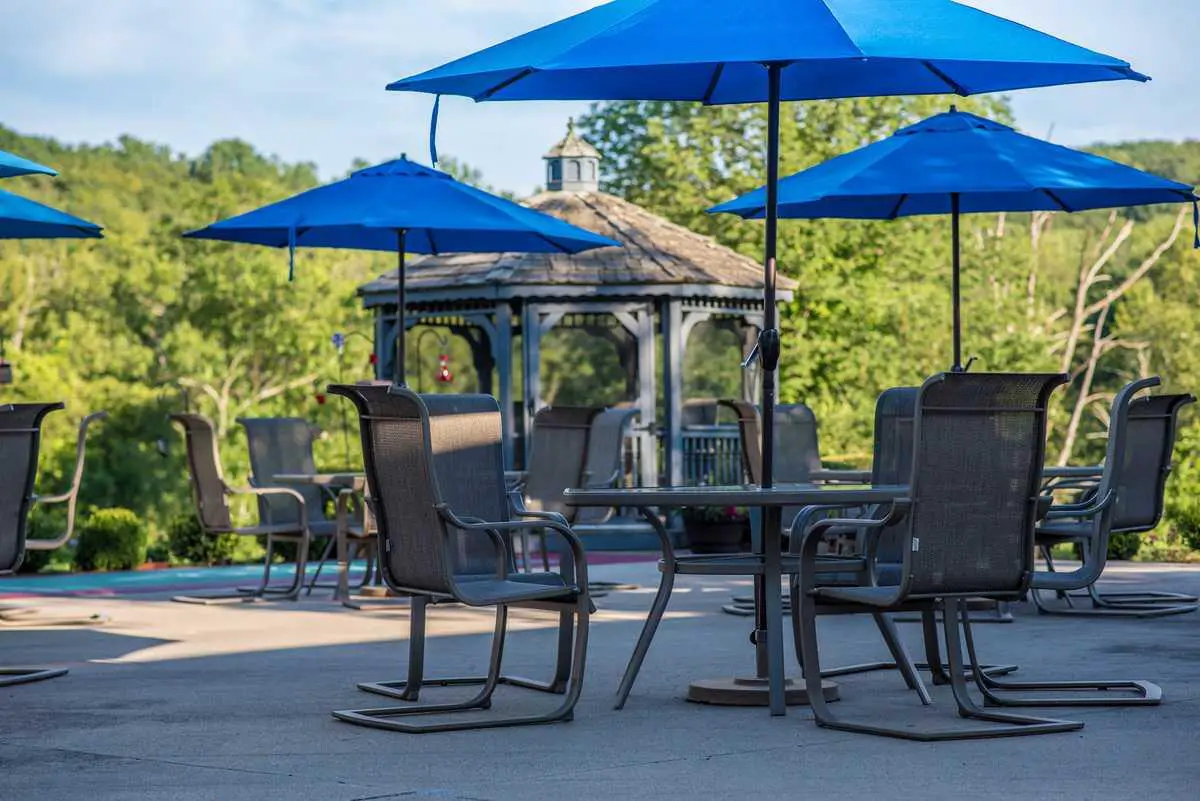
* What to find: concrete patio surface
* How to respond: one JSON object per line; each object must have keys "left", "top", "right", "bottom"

{"left": 2, "top": 559, "right": 1199, "bottom": 800}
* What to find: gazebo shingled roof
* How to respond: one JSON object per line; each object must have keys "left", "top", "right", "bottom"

{"left": 359, "top": 190, "right": 796, "bottom": 305}
{"left": 358, "top": 122, "right": 793, "bottom": 486}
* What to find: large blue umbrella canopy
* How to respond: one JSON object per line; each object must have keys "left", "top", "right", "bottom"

{"left": 388, "top": 0, "right": 1145, "bottom": 486}
{"left": 389, "top": 0, "right": 1145, "bottom": 102}
{"left": 0, "top": 187, "right": 102, "bottom": 239}
{"left": 185, "top": 156, "right": 619, "bottom": 385}
{"left": 711, "top": 109, "right": 1199, "bottom": 370}
{"left": 0, "top": 149, "right": 56, "bottom": 180}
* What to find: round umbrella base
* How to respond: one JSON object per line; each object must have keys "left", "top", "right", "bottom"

{"left": 686, "top": 675, "right": 839, "bottom": 706}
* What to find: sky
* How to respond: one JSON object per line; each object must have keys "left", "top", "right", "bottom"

{"left": 0, "top": 0, "right": 1196, "bottom": 195}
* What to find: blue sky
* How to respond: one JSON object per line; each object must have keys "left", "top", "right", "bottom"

{"left": 1, "top": 0, "right": 1195, "bottom": 195}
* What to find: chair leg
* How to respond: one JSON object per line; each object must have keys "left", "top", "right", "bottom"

{"left": 934, "top": 599, "right": 1085, "bottom": 739}
{"left": 798, "top": 594, "right": 1078, "bottom": 741}
{"left": 959, "top": 605, "right": 1162, "bottom": 707}
{"left": 334, "top": 594, "right": 589, "bottom": 733}
{"left": 306, "top": 535, "right": 338, "bottom": 596}
{"left": 358, "top": 597, "right": 577, "bottom": 702}
{"left": 0, "top": 666, "right": 69, "bottom": 687}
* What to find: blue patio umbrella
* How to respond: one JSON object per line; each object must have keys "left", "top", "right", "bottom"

{"left": 184, "top": 156, "right": 619, "bottom": 385}
{"left": 0, "top": 187, "right": 102, "bottom": 239}
{"left": 711, "top": 109, "right": 1200, "bottom": 371}
{"left": 0, "top": 149, "right": 56, "bottom": 180}
{"left": 387, "top": 0, "right": 1147, "bottom": 715}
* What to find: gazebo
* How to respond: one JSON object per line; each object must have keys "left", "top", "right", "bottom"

{"left": 358, "top": 122, "right": 795, "bottom": 486}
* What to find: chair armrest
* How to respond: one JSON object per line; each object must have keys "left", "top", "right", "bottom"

{"left": 788, "top": 502, "right": 874, "bottom": 546}
{"left": 228, "top": 484, "right": 307, "bottom": 526}
{"left": 1043, "top": 488, "right": 1113, "bottom": 520}
{"left": 28, "top": 410, "right": 108, "bottom": 551}
{"left": 441, "top": 509, "right": 589, "bottom": 593}
{"left": 796, "top": 501, "right": 911, "bottom": 588}
{"left": 505, "top": 470, "right": 527, "bottom": 491}
{"left": 509, "top": 492, "right": 570, "bottom": 527}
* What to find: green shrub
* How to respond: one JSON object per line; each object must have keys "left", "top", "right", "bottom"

{"left": 166, "top": 513, "right": 240, "bottom": 566}
{"left": 74, "top": 508, "right": 148, "bottom": 572}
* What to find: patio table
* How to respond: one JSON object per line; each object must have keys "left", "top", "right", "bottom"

{"left": 565, "top": 483, "right": 908, "bottom": 715}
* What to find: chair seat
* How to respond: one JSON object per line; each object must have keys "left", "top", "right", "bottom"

{"left": 453, "top": 571, "right": 577, "bottom": 606}
{"left": 813, "top": 585, "right": 901, "bottom": 607}
{"left": 228, "top": 523, "right": 307, "bottom": 537}
{"left": 308, "top": 519, "right": 339, "bottom": 537}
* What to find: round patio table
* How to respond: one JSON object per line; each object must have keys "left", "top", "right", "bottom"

{"left": 565, "top": 483, "right": 908, "bottom": 715}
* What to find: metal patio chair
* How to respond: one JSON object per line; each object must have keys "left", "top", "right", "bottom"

{"left": 0, "top": 403, "right": 105, "bottom": 684}
{"left": 237, "top": 417, "right": 342, "bottom": 596}
{"left": 791, "top": 372, "right": 1087, "bottom": 741}
{"left": 327, "top": 385, "right": 590, "bottom": 733}
{"left": 510, "top": 405, "right": 603, "bottom": 572}
{"left": 170, "top": 414, "right": 309, "bottom": 604}
{"left": 1032, "top": 382, "right": 1197, "bottom": 618}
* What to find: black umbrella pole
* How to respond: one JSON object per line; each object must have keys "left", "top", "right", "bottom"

{"left": 951, "top": 195, "right": 962, "bottom": 372}
{"left": 395, "top": 230, "right": 408, "bottom": 387}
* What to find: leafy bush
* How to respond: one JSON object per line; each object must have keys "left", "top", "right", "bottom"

{"left": 166, "top": 513, "right": 239, "bottom": 566}
{"left": 74, "top": 508, "right": 148, "bottom": 572}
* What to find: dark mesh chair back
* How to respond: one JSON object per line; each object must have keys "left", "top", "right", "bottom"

{"left": 1111, "top": 394, "right": 1195, "bottom": 533}
{"left": 902, "top": 373, "right": 1065, "bottom": 598}
{"left": 170, "top": 414, "right": 234, "bottom": 532}
{"left": 0, "top": 403, "right": 64, "bottom": 574}
{"left": 776, "top": 404, "right": 823, "bottom": 482}
{"left": 722, "top": 400, "right": 822, "bottom": 484}
{"left": 576, "top": 407, "right": 638, "bottom": 526}
{"left": 329, "top": 385, "right": 512, "bottom": 596}
{"left": 523, "top": 406, "right": 602, "bottom": 521}
{"left": 238, "top": 417, "right": 328, "bottom": 526}
{"left": 870, "top": 388, "right": 918, "bottom": 566}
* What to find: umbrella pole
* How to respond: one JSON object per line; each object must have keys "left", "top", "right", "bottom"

{"left": 395, "top": 229, "right": 408, "bottom": 387}
{"left": 755, "top": 62, "right": 785, "bottom": 715}
{"left": 951, "top": 194, "right": 963, "bottom": 372}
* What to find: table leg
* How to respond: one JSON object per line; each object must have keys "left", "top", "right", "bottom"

{"left": 614, "top": 506, "right": 676, "bottom": 710}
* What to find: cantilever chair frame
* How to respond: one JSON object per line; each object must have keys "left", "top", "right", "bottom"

{"left": 1, "top": 404, "right": 105, "bottom": 685}
{"left": 791, "top": 372, "right": 1089, "bottom": 741}
{"left": 170, "top": 414, "right": 310, "bottom": 604}
{"left": 327, "top": 385, "right": 590, "bottom": 734}
{"left": 1033, "top": 385, "right": 1197, "bottom": 618}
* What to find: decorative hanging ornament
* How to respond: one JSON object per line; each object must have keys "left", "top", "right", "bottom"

{"left": 436, "top": 353, "right": 453, "bottom": 384}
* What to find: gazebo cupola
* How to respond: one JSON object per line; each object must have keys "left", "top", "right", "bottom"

{"left": 544, "top": 119, "right": 601, "bottom": 193}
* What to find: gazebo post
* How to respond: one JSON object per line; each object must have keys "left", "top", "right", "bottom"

{"left": 493, "top": 302, "right": 517, "bottom": 469}
{"left": 662, "top": 299, "right": 684, "bottom": 488}
{"left": 634, "top": 303, "right": 658, "bottom": 487}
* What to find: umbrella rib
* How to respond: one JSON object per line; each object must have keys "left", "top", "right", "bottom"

{"left": 887, "top": 194, "right": 910, "bottom": 220}
{"left": 1042, "top": 190, "right": 1074, "bottom": 213}
{"left": 480, "top": 68, "right": 536, "bottom": 101}
{"left": 921, "top": 61, "right": 970, "bottom": 96}
{"left": 426, "top": 229, "right": 440, "bottom": 256}
{"left": 702, "top": 64, "right": 725, "bottom": 105}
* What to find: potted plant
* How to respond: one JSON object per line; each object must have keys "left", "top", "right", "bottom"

{"left": 682, "top": 505, "right": 750, "bottom": 554}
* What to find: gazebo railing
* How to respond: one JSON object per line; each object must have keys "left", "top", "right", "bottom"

{"left": 620, "top": 425, "right": 744, "bottom": 487}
